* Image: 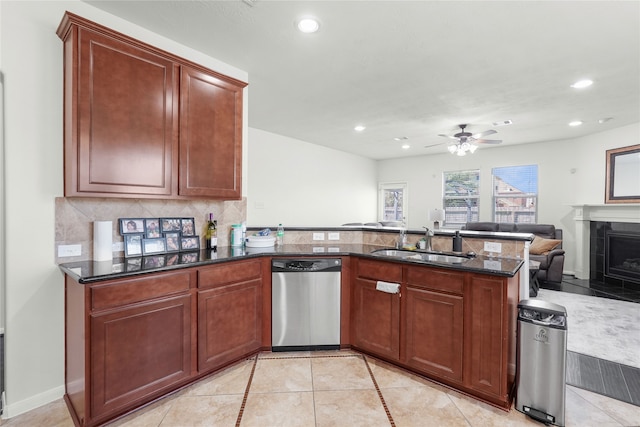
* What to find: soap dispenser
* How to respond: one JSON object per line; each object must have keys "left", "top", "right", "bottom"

{"left": 452, "top": 231, "right": 463, "bottom": 252}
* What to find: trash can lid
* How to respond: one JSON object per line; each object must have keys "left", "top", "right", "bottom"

{"left": 518, "top": 299, "right": 567, "bottom": 316}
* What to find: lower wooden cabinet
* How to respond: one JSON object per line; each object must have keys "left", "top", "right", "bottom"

{"left": 350, "top": 257, "right": 519, "bottom": 409}
{"left": 464, "top": 275, "right": 513, "bottom": 400}
{"left": 90, "top": 294, "right": 192, "bottom": 419}
{"left": 351, "top": 258, "right": 402, "bottom": 361}
{"left": 197, "top": 259, "right": 263, "bottom": 372}
{"left": 64, "top": 260, "right": 264, "bottom": 427}
{"left": 404, "top": 286, "right": 463, "bottom": 382}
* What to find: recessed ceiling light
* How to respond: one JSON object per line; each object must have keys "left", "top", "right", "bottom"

{"left": 354, "top": 125, "right": 366, "bottom": 132}
{"left": 296, "top": 17, "right": 320, "bottom": 33}
{"left": 394, "top": 136, "right": 408, "bottom": 141}
{"left": 492, "top": 120, "right": 512, "bottom": 127}
{"left": 598, "top": 117, "right": 613, "bottom": 124}
{"left": 401, "top": 144, "right": 410, "bottom": 150}
{"left": 570, "top": 79, "right": 593, "bottom": 89}
{"left": 569, "top": 121, "right": 583, "bottom": 127}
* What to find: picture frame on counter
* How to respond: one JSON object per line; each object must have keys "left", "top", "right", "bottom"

{"left": 144, "top": 218, "right": 161, "bottom": 238}
{"left": 124, "top": 234, "right": 143, "bottom": 257}
{"left": 181, "top": 218, "right": 195, "bottom": 236}
{"left": 119, "top": 218, "right": 145, "bottom": 235}
{"left": 164, "top": 232, "right": 180, "bottom": 252}
{"left": 160, "top": 218, "right": 182, "bottom": 232}
{"left": 180, "top": 235, "right": 200, "bottom": 251}
{"left": 142, "top": 237, "right": 167, "bottom": 256}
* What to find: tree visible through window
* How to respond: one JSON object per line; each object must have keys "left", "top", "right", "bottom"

{"left": 492, "top": 165, "right": 538, "bottom": 224}
{"left": 379, "top": 182, "right": 407, "bottom": 224}
{"left": 443, "top": 170, "right": 480, "bottom": 227}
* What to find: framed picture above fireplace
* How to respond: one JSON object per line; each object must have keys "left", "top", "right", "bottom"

{"left": 605, "top": 144, "right": 640, "bottom": 204}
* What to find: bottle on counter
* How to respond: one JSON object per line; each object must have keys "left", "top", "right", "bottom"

{"left": 241, "top": 222, "right": 247, "bottom": 247}
{"left": 206, "top": 213, "right": 218, "bottom": 251}
{"left": 276, "top": 223, "right": 285, "bottom": 246}
{"left": 452, "top": 230, "right": 462, "bottom": 252}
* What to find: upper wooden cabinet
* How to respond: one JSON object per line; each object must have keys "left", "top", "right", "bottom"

{"left": 57, "top": 12, "right": 246, "bottom": 200}
{"left": 180, "top": 66, "right": 243, "bottom": 198}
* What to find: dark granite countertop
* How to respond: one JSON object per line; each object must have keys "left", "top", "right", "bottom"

{"left": 59, "top": 244, "right": 524, "bottom": 284}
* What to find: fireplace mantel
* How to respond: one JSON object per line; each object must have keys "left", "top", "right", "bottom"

{"left": 572, "top": 204, "right": 640, "bottom": 279}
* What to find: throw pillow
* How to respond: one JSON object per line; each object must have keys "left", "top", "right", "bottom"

{"left": 530, "top": 236, "right": 561, "bottom": 255}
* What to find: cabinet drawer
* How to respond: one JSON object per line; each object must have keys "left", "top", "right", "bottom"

{"left": 91, "top": 271, "right": 192, "bottom": 311}
{"left": 406, "top": 266, "right": 465, "bottom": 295}
{"left": 356, "top": 258, "right": 403, "bottom": 283}
{"left": 198, "top": 259, "right": 262, "bottom": 289}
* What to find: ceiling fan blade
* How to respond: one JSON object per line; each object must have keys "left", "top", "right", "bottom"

{"left": 424, "top": 142, "right": 446, "bottom": 148}
{"left": 438, "top": 134, "right": 459, "bottom": 140}
{"left": 472, "top": 129, "right": 497, "bottom": 139}
{"left": 475, "top": 139, "right": 502, "bottom": 145}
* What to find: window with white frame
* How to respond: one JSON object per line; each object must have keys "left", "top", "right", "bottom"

{"left": 492, "top": 165, "right": 538, "bottom": 224}
{"left": 442, "top": 170, "right": 480, "bottom": 227}
{"left": 379, "top": 182, "right": 407, "bottom": 225}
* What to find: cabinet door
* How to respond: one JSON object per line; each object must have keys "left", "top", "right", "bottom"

{"left": 404, "top": 286, "right": 463, "bottom": 382}
{"left": 351, "top": 277, "right": 400, "bottom": 360}
{"left": 179, "top": 65, "right": 244, "bottom": 199}
{"left": 90, "top": 294, "right": 191, "bottom": 419}
{"left": 71, "top": 27, "right": 177, "bottom": 197}
{"left": 465, "top": 276, "right": 505, "bottom": 397}
{"left": 198, "top": 278, "right": 262, "bottom": 372}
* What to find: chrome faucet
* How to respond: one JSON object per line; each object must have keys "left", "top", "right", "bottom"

{"left": 422, "top": 226, "right": 434, "bottom": 251}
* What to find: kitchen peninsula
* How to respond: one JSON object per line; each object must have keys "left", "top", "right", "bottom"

{"left": 59, "top": 228, "right": 528, "bottom": 427}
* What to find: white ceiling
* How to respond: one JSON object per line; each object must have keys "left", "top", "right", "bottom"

{"left": 84, "top": 0, "right": 640, "bottom": 160}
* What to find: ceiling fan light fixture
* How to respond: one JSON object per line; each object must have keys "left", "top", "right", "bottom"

{"left": 569, "top": 120, "right": 583, "bottom": 127}
{"left": 469, "top": 144, "right": 478, "bottom": 153}
{"left": 448, "top": 144, "right": 458, "bottom": 154}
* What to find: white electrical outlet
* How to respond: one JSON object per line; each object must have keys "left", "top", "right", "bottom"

{"left": 328, "top": 247, "right": 340, "bottom": 253}
{"left": 312, "top": 246, "right": 325, "bottom": 253}
{"left": 112, "top": 242, "right": 124, "bottom": 252}
{"left": 58, "top": 244, "right": 82, "bottom": 257}
{"left": 313, "top": 232, "right": 325, "bottom": 241}
{"left": 484, "top": 241, "right": 502, "bottom": 253}
{"left": 328, "top": 232, "right": 340, "bottom": 240}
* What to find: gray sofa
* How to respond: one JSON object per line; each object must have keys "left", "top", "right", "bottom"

{"left": 463, "top": 222, "right": 565, "bottom": 284}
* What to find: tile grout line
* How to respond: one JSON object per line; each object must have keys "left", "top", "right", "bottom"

{"left": 235, "top": 354, "right": 259, "bottom": 427}
{"left": 362, "top": 355, "right": 396, "bottom": 427}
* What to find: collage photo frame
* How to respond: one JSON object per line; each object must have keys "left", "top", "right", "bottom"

{"left": 119, "top": 217, "right": 199, "bottom": 258}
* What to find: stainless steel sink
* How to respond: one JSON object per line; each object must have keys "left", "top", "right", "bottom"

{"left": 370, "top": 249, "right": 469, "bottom": 264}
{"left": 421, "top": 253, "right": 468, "bottom": 264}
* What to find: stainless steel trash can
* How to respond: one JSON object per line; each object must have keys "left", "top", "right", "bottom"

{"left": 516, "top": 299, "right": 567, "bottom": 426}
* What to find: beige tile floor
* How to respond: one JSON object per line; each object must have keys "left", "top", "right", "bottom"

{"left": 2, "top": 350, "right": 640, "bottom": 427}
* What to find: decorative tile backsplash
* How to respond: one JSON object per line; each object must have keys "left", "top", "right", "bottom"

{"left": 55, "top": 197, "right": 246, "bottom": 263}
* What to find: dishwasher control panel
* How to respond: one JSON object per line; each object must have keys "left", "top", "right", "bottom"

{"left": 272, "top": 258, "right": 341, "bottom": 272}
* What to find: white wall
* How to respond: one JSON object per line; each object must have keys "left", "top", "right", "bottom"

{"left": 377, "top": 122, "right": 640, "bottom": 275}
{"left": 0, "top": 0, "right": 248, "bottom": 418}
{"left": 247, "top": 128, "right": 378, "bottom": 227}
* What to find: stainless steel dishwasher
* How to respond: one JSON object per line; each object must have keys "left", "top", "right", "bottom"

{"left": 271, "top": 258, "right": 341, "bottom": 352}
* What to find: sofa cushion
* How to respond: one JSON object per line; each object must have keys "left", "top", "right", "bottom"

{"left": 463, "top": 222, "right": 500, "bottom": 231}
{"left": 515, "top": 224, "right": 556, "bottom": 239}
{"left": 530, "top": 236, "right": 562, "bottom": 255}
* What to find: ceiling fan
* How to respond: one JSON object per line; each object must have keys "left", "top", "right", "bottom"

{"left": 426, "top": 124, "right": 502, "bottom": 155}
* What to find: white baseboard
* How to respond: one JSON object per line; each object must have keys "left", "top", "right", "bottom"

{"left": 1, "top": 385, "right": 65, "bottom": 419}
